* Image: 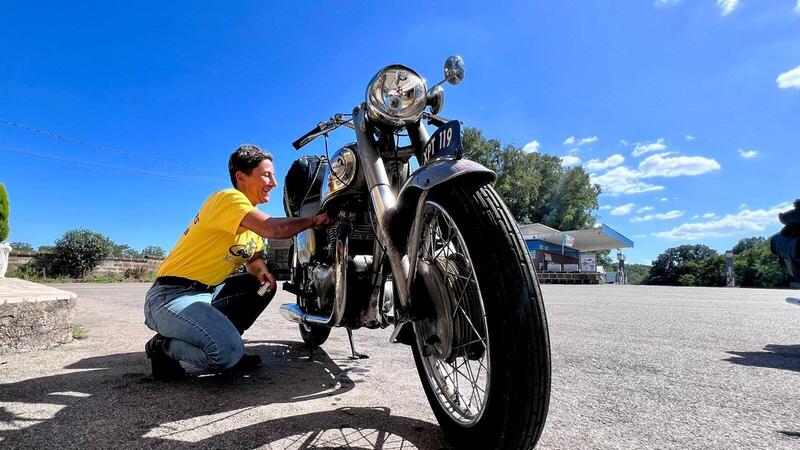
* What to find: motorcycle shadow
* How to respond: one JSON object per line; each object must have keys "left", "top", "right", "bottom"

{"left": 724, "top": 344, "right": 800, "bottom": 373}
{"left": 0, "top": 340, "right": 447, "bottom": 449}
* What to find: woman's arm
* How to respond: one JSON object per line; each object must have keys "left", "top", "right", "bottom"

{"left": 240, "top": 209, "right": 332, "bottom": 240}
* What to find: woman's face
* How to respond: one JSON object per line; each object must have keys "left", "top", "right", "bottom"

{"left": 237, "top": 159, "right": 277, "bottom": 205}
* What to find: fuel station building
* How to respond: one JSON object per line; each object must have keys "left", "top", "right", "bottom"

{"left": 519, "top": 223, "right": 634, "bottom": 284}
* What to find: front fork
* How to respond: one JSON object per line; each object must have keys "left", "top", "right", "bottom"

{"left": 353, "top": 105, "right": 430, "bottom": 322}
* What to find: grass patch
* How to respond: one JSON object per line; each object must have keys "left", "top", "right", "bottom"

{"left": 7, "top": 266, "right": 156, "bottom": 283}
{"left": 72, "top": 325, "right": 88, "bottom": 340}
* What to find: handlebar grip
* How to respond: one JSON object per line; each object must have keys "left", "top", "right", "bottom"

{"left": 292, "top": 126, "right": 322, "bottom": 150}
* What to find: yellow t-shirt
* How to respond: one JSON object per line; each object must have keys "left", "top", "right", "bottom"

{"left": 157, "top": 189, "right": 265, "bottom": 286}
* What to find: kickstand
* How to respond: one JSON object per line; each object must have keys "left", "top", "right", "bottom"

{"left": 346, "top": 329, "right": 369, "bottom": 360}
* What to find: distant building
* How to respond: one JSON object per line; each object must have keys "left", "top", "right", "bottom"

{"left": 519, "top": 223, "right": 634, "bottom": 284}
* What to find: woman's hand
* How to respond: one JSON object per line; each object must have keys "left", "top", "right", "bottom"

{"left": 312, "top": 213, "right": 333, "bottom": 229}
{"left": 258, "top": 270, "right": 277, "bottom": 294}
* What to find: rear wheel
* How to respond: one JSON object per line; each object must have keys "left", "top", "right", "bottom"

{"left": 410, "top": 183, "right": 550, "bottom": 449}
{"left": 290, "top": 244, "right": 332, "bottom": 347}
{"left": 299, "top": 323, "right": 331, "bottom": 347}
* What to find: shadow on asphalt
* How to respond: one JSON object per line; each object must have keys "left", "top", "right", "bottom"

{"left": 0, "top": 340, "right": 446, "bottom": 449}
{"left": 724, "top": 344, "right": 800, "bottom": 373}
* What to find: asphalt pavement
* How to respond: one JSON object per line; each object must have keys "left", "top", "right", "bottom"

{"left": 1, "top": 283, "right": 799, "bottom": 449}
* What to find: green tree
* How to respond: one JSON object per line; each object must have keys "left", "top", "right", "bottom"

{"left": 9, "top": 241, "right": 34, "bottom": 252}
{"left": 734, "top": 245, "right": 789, "bottom": 288}
{"left": 732, "top": 236, "right": 767, "bottom": 255}
{"left": 52, "top": 229, "right": 113, "bottom": 278}
{"left": 693, "top": 255, "right": 726, "bottom": 287}
{"left": 0, "top": 184, "right": 9, "bottom": 242}
{"left": 141, "top": 245, "right": 166, "bottom": 259}
{"left": 111, "top": 243, "right": 141, "bottom": 259}
{"left": 610, "top": 263, "right": 651, "bottom": 285}
{"left": 38, "top": 245, "right": 55, "bottom": 253}
{"left": 462, "top": 127, "right": 599, "bottom": 230}
{"left": 646, "top": 244, "right": 719, "bottom": 286}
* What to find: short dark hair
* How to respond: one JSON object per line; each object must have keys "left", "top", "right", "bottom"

{"left": 228, "top": 144, "right": 273, "bottom": 188}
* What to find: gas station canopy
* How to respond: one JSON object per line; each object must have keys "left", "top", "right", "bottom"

{"left": 519, "top": 223, "right": 634, "bottom": 252}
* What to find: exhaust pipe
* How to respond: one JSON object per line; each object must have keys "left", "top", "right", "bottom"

{"left": 280, "top": 233, "right": 349, "bottom": 328}
{"left": 279, "top": 303, "right": 334, "bottom": 326}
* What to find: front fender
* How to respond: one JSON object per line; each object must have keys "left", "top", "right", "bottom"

{"left": 396, "top": 158, "right": 496, "bottom": 214}
{"left": 390, "top": 158, "right": 495, "bottom": 253}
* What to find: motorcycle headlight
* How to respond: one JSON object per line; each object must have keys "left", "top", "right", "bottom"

{"left": 328, "top": 146, "right": 357, "bottom": 193}
{"left": 365, "top": 65, "right": 427, "bottom": 127}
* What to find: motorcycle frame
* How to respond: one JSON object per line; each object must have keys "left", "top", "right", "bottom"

{"left": 281, "top": 104, "right": 496, "bottom": 335}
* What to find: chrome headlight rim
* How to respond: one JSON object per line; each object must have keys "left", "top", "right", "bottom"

{"left": 327, "top": 146, "right": 358, "bottom": 195}
{"left": 365, "top": 64, "right": 428, "bottom": 127}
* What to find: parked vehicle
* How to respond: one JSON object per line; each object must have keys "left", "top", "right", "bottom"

{"left": 770, "top": 198, "right": 800, "bottom": 306}
{"left": 281, "top": 56, "right": 551, "bottom": 449}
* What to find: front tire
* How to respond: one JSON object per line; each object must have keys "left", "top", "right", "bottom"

{"left": 410, "top": 183, "right": 551, "bottom": 449}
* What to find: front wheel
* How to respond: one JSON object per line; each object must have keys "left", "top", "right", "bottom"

{"left": 410, "top": 183, "right": 551, "bottom": 449}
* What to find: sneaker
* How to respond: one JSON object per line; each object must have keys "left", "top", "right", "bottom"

{"left": 145, "top": 334, "right": 186, "bottom": 381}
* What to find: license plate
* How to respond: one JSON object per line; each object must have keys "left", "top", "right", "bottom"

{"left": 422, "top": 120, "right": 462, "bottom": 164}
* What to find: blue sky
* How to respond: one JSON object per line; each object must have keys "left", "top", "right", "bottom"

{"left": 1, "top": 1, "right": 798, "bottom": 264}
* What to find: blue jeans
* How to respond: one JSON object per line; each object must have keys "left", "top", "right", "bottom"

{"left": 143, "top": 273, "right": 275, "bottom": 371}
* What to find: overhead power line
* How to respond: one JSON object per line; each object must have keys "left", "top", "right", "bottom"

{"left": 0, "top": 146, "right": 226, "bottom": 184}
{"left": 0, "top": 118, "right": 223, "bottom": 175}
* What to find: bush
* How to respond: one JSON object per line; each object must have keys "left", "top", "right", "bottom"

{"left": 123, "top": 266, "right": 148, "bottom": 280}
{"left": 51, "top": 229, "right": 113, "bottom": 278}
{"left": 0, "top": 184, "right": 9, "bottom": 242}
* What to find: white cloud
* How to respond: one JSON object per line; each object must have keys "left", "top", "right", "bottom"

{"left": 638, "top": 153, "right": 721, "bottom": 177}
{"left": 654, "top": 0, "right": 682, "bottom": 6}
{"left": 610, "top": 203, "right": 636, "bottom": 216}
{"left": 685, "top": 135, "right": 695, "bottom": 141}
{"left": 591, "top": 166, "right": 665, "bottom": 196}
{"left": 522, "top": 140, "right": 540, "bottom": 153}
{"left": 561, "top": 155, "right": 582, "bottom": 167}
{"left": 654, "top": 202, "right": 791, "bottom": 240}
{"left": 738, "top": 149, "right": 758, "bottom": 159}
{"left": 591, "top": 152, "right": 720, "bottom": 196}
{"left": 567, "top": 147, "right": 580, "bottom": 154}
{"left": 660, "top": 197, "right": 669, "bottom": 202}
{"left": 777, "top": 65, "right": 800, "bottom": 89}
{"left": 619, "top": 139, "right": 629, "bottom": 146}
{"left": 631, "top": 210, "right": 685, "bottom": 222}
{"left": 637, "top": 206, "right": 655, "bottom": 213}
{"left": 632, "top": 138, "right": 667, "bottom": 157}
{"left": 703, "top": 212, "right": 717, "bottom": 219}
{"left": 599, "top": 205, "right": 613, "bottom": 210}
{"left": 717, "top": 0, "right": 739, "bottom": 16}
{"left": 795, "top": 0, "right": 800, "bottom": 14}
{"left": 564, "top": 135, "right": 598, "bottom": 147}
{"left": 584, "top": 154, "right": 625, "bottom": 172}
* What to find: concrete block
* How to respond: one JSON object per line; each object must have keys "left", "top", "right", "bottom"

{"left": 0, "top": 278, "right": 77, "bottom": 353}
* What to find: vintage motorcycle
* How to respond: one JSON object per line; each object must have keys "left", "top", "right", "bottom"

{"left": 280, "top": 56, "right": 551, "bottom": 449}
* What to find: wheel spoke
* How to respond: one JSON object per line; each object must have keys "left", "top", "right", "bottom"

{"left": 414, "top": 200, "right": 490, "bottom": 425}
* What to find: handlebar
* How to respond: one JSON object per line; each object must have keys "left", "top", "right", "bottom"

{"left": 292, "top": 114, "right": 354, "bottom": 150}
{"left": 291, "top": 112, "right": 451, "bottom": 150}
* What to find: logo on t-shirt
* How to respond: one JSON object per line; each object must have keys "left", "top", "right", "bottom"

{"left": 229, "top": 239, "right": 258, "bottom": 260}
